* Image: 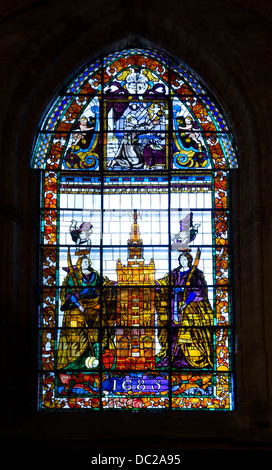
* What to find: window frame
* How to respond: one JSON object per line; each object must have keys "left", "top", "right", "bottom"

{"left": 33, "top": 47, "right": 237, "bottom": 411}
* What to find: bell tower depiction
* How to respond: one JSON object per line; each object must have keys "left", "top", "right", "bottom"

{"left": 116, "top": 210, "right": 156, "bottom": 370}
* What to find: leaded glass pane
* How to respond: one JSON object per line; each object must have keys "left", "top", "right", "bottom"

{"left": 33, "top": 47, "right": 237, "bottom": 411}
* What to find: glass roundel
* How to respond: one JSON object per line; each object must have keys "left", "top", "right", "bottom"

{"left": 32, "top": 47, "right": 237, "bottom": 410}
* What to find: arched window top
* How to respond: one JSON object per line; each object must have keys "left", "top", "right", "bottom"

{"left": 31, "top": 47, "right": 237, "bottom": 171}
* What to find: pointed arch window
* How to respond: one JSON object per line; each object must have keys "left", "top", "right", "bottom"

{"left": 32, "top": 47, "right": 237, "bottom": 410}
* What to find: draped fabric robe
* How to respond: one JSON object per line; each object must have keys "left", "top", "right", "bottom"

{"left": 57, "top": 268, "right": 116, "bottom": 369}
{"left": 155, "top": 266, "right": 214, "bottom": 368}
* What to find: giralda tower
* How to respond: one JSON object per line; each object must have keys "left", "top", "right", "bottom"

{"left": 116, "top": 210, "right": 156, "bottom": 370}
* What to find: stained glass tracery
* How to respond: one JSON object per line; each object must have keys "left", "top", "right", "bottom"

{"left": 33, "top": 47, "right": 237, "bottom": 411}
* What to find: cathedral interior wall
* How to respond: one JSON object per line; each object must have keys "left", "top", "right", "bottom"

{"left": 1, "top": 0, "right": 272, "bottom": 454}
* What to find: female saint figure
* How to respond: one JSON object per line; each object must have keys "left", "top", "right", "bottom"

{"left": 57, "top": 250, "right": 116, "bottom": 370}
{"left": 155, "top": 249, "right": 214, "bottom": 368}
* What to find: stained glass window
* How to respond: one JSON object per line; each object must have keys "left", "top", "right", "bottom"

{"left": 32, "top": 47, "right": 238, "bottom": 411}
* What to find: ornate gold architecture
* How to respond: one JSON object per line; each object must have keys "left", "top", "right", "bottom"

{"left": 116, "top": 210, "right": 156, "bottom": 369}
